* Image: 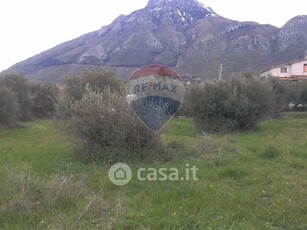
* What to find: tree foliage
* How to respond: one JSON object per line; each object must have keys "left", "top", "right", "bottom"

{"left": 0, "top": 87, "right": 19, "bottom": 125}
{"left": 30, "top": 82, "right": 59, "bottom": 118}
{"left": 57, "top": 69, "right": 158, "bottom": 162}
{"left": 62, "top": 68, "right": 122, "bottom": 102}
{"left": 185, "top": 75, "right": 277, "bottom": 133}
{"left": 0, "top": 73, "right": 32, "bottom": 120}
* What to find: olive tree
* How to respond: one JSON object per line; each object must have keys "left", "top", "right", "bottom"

{"left": 0, "top": 87, "right": 19, "bottom": 125}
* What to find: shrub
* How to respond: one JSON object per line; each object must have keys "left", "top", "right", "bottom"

{"left": 56, "top": 68, "right": 175, "bottom": 162}
{"left": 0, "top": 73, "right": 32, "bottom": 120}
{"left": 58, "top": 68, "right": 123, "bottom": 118}
{"left": 186, "top": 75, "right": 276, "bottom": 133}
{"left": 30, "top": 82, "right": 59, "bottom": 118}
{"left": 299, "top": 81, "right": 307, "bottom": 104}
{"left": 268, "top": 77, "right": 307, "bottom": 110}
{"left": 59, "top": 86, "right": 158, "bottom": 162}
{"left": 0, "top": 87, "right": 19, "bottom": 125}
{"left": 62, "top": 68, "right": 122, "bottom": 102}
{"left": 267, "top": 77, "right": 289, "bottom": 111}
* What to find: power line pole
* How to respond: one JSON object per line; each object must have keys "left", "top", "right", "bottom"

{"left": 218, "top": 63, "right": 223, "bottom": 80}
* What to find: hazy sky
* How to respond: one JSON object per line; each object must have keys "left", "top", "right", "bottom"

{"left": 0, "top": 0, "right": 306, "bottom": 72}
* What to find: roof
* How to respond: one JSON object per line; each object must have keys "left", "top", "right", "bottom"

{"left": 260, "top": 57, "right": 307, "bottom": 74}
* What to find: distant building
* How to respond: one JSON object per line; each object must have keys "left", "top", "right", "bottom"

{"left": 181, "top": 76, "right": 205, "bottom": 85}
{"left": 260, "top": 57, "right": 307, "bottom": 81}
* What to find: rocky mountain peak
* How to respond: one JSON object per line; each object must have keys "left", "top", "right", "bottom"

{"left": 146, "top": 0, "right": 216, "bottom": 23}
{"left": 278, "top": 15, "right": 307, "bottom": 52}
{"left": 280, "top": 15, "right": 307, "bottom": 33}
{"left": 283, "top": 15, "right": 307, "bottom": 26}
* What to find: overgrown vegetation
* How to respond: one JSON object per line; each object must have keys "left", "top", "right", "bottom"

{"left": 183, "top": 75, "right": 307, "bottom": 133}
{"left": 61, "top": 68, "right": 122, "bottom": 102}
{"left": 1, "top": 70, "right": 307, "bottom": 162}
{"left": 59, "top": 87, "right": 160, "bottom": 162}
{"left": 269, "top": 78, "right": 307, "bottom": 108}
{"left": 0, "top": 117, "right": 306, "bottom": 229}
{"left": 30, "top": 82, "right": 59, "bottom": 118}
{"left": 0, "top": 121, "right": 120, "bottom": 229}
{"left": 57, "top": 68, "right": 122, "bottom": 118}
{"left": 1, "top": 66, "right": 307, "bottom": 228}
{"left": 184, "top": 75, "right": 277, "bottom": 133}
{"left": 0, "top": 73, "right": 33, "bottom": 121}
{"left": 0, "top": 87, "right": 19, "bottom": 125}
{"left": 57, "top": 68, "right": 161, "bottom": 162}
{"left": 0, "top": 73, "right": 59, "bottom": 125}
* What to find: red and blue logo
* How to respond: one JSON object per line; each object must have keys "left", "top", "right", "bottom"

{"left": 127, "top": 64, "right": 185, "bottom": 131}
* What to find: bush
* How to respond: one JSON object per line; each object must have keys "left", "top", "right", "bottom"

{"left": 268, "top": 77, "right": 307, "bottom": 110}
{"left": 62, "top": 68, "right": 122, "bottom": 102}
{"left": 59, "top": 68, "right": 123, "bottom": 118}
{"left": 0, "top": 73, "right": 32, "bottom": 120}
{"left": 185, "top": 75, "right": 276, "bottom": 133}
{"left": 30, "top": 82, "right": 59, "bottom": 118}
{"left": 0, "top": 87, "right": 19, "bottom": 125}
{"left": 58, "top": 86, "right": 158, "bottom": 162}
{"left": 299, "top": 81, "right": 307, "bottom": 104}
{"left": 267, "top": 77, "right": 289, "bottom": 111}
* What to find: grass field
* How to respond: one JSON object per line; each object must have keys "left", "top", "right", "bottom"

{"left": 0, "top": 116, "right": 306, "bottom": 229}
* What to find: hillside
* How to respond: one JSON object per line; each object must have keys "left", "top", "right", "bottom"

{"left": 2, "top": 0, "right": 307, "bottom": 82}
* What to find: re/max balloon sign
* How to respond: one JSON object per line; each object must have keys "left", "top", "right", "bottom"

{"left": 127, "top": 64, "right": 185, "bottom": 132}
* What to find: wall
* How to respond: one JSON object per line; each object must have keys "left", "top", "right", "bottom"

{"left": 263, "top": 64, "right": 291, "bottom": 77}
{"left": 291, "top": 60, "right": 307, "bottom": 75}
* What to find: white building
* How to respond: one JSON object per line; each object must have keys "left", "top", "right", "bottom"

{"left": 260, "top": 57, "right": 307, "bottom": 81}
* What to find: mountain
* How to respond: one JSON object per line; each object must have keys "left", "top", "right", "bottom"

{"left": 2, "top": 0, "right": 307, "bottom": 82}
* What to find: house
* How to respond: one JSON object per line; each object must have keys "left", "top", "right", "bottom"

{"left": 260, "top": 57, "right": 307, "bottom": 81}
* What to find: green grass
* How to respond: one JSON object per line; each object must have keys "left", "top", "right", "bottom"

{"left": 0, "top": 117, "right": 306, "bottom": 229}
{"left": 162, "top": 117, "right": 198, "bottom": 146}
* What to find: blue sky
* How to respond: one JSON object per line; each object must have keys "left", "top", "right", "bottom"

{"left": 0, "top": 0, "right": 306, "bottom": 71}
